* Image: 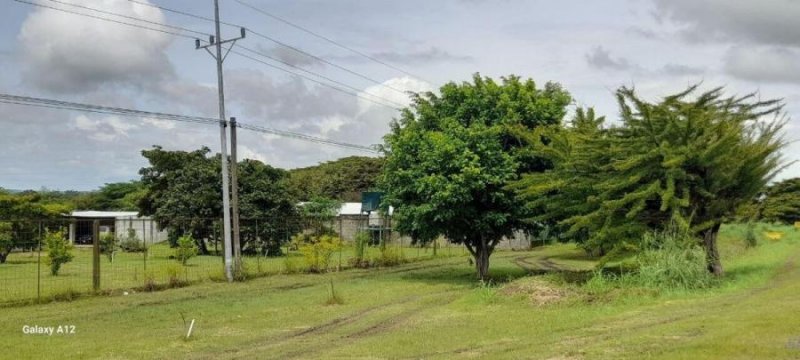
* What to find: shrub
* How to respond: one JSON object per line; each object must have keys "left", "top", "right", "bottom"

{"left": 45, "top": 230, "right": 73, "bottom": 276}
{"left": 744, "top": 223, "right": 759, "bottom": 248}
{"left": 119, "top": 228, "right": 145, "bottom": 253}
{"left": 100, "top": 232, "right": 117, "bottom": 262}
{"left": 166, "top": 264, "right": 188, "bottom": 288}
{"left": 349, "top": 231, "right": 371, "bottom": 268}
{"left": 590, "top": 229, "right": 716, "bottom": 292}
{"left": 373, "top": 246, "right": 405, "bottom": 267}
{"left": 175, "top": 235, "right": 198, "bottom": 265}
{"left": 298, "top": 234, "right": 342, "bottom": 273}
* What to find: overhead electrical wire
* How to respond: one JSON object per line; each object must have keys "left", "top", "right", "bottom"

{"left": 126, "top": 0, "right": 411, "bottom": 97}
{"left": 231, "top": 0, "right": 430, "bottom": 82}
{"left": 13, "top": 0, "right": 199, "bottom": 40}
{"left": 14, "top": 0, "right": 403, "bottom": 111}
{"left": 0, "top": 94, "right": 380, "bottom": 153}
{"left": 233, "top": 44, "right": 404, "bottom": 109}
{"left": 41, "top": 0, "right": 210, "bottom": 37}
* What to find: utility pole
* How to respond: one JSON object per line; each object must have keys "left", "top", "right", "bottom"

{"left": 196, "top": 0, "right": 245, "bottom": 282}
{"left": 230, "top": 117, "right": 241, "bottom": 269}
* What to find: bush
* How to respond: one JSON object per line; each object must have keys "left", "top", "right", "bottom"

{"left": 373, "top": 246, "right": 405, "bottom": 267}
{"left": 591, "top": 229, "right": 716, "bottom": 292}
{"left": 349, "top": 231, "right": 371, "bottom": 268}
{"left": 100, "top": 232, "right": 117, "bottom": 262}
{"left": 166, "top": 264, "right": 188, "bottom": 288}
{"left": 119, "top": 228, "right": 145, "bottom": 253}
{"left": 45, "top": 230, "right": 73, "bottom": 276}
{"left": 296, "top": 234, "right": 342, "bottom": 273}
{"left": 744, "top": 223, "right": 759, "bottom": 248}
{"left": 175, "top": 235, "right": 198, "bottom": 265}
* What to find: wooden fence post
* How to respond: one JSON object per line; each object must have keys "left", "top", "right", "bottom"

{"left": 92, "top": 220, "right": 100, "bottom": 291}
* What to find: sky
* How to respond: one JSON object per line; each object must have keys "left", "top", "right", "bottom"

{"left": 0, "top": 0, "right": 798, "bottom": 191}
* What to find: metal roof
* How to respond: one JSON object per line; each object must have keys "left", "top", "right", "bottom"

{"left": 69, "top": 211, "right": 142, "bottom": 219}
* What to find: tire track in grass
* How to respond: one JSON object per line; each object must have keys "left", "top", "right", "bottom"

{"left": 216, "top": 289, "right": 462, "bottom": 360}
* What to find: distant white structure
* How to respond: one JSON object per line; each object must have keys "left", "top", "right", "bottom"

{"left": 66, "top": 211, "right": 167, "bottom": 245}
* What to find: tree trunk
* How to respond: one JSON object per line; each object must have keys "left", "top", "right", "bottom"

{"left": 702, "top": 222, "right": 723, "bottom": 276}
{"left": 0, "top": 251, "right": 8, "bottom": 264}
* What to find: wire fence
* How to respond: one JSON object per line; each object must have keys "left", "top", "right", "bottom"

{"left": 0, "top": 216, "right": 462, "bottom": 306}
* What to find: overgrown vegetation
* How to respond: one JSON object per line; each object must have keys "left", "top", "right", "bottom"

{"left": 513, "top": 85, "right": 787, "bottom": 276}
{"left": 175, "top": 235, "right": 198, "bottom": 265}
{"left": 99, "top": 232, "right": 117, "bottom": 262}
{"left": 294, "top": 234, "right": 343, "bottom": 273}
{"left": 45, "top": 230, "right": 73, "bottom": 276}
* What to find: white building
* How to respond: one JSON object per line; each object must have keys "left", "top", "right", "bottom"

{"left": 67, "top": 211, "right": 168, "bottom": 245}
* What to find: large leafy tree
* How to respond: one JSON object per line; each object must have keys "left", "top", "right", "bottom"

{"left": 514, "top": 85, "right": 786, "bottom": 275}
{"left": 761, "top": 177, "right": 800, "bottom": 224}
{"left": 381, "top": 74, "right": 572, "bottom": 280}
{"left": 138, "top": 146, "right": 299, "bottom": 255}
{"left": 0, "top": 192, "right": 70, "bottom": 263}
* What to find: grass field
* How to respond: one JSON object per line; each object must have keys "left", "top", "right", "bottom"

{"left": 2, "top": 223, "right": 799, "bottom": 359}
{"left": 0, "top": 240, "right": 461, "bottom": 305}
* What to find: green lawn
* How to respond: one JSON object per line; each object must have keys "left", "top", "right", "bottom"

{"left": 1, "top": 224, "right": 799, "bottom": 359}
{"left": 0, "top": 240, "right": 461, "bottom": 305}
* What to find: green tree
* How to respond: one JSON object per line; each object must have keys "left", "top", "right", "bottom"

{"left": 138, "top": 146, "right": 299, "bottom": 255}
{"left": 761, "top": 178, "right": 800, "bottom": 224}
{"left": 381, "top": 74, "right": 572, "bottom": 280}
{"left": 0, "top": 192, "right": 71, "bottom": 264}
{"left": 287, "top": 156, "right": 384, "bottom": 201}
{"left": 514, "top": 85, "right": 786, "bottom": 275}
{"left": 46, "top": 230, "right": 73, "bottom": 276}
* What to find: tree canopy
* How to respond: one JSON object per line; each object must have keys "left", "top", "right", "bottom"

{"left": 137, "top": 146, "right": 299, "bottom": 255}
{"left": 381, "top": 74, "right": 572, "bottom": 280}
{"left": 287, "top": 156, "right": 383, "bottom": 202}
{"left": 513, "top": 85, "right": 786, "bottom": 275}
{"left": 761, "top": 177, "right": 800, "bottom": 224}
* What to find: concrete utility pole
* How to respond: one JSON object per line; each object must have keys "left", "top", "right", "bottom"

{"left": 196, "top": 0, "right": 245, "bottom": 282}
{"left": 230, "top": 117, "right": 241, "bottom": 268}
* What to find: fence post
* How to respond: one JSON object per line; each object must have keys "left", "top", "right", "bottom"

{"left": 37, "top": 221, "right": 42, "bottom": 302}
{"left": 92, "top": 220, "right": 100, "bottom": 291}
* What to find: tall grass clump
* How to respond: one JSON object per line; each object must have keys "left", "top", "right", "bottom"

{"left": 633, "top": 229, "right": 717, "bottom": 290}
{"left": 588, "top": 228, "right": 717, "bottom": 294}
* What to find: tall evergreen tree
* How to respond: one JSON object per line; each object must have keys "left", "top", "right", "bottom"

{"left": 514, "top": 85, "right": 787, "bottom": 275}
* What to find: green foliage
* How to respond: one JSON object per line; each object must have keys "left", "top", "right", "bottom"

{"left": 350, "top": 231, "right": 371, "bottom": 268}
{"left": 632, "top": 230, "right": 717, "bottom": 290}
{"left": 373, "top": 246, "right": 405, "bottom": 267}
{"left": 45, "top": 230, "right": 73, "bottom": 276}
{"left": 745, "top": 223, "right": 759, "bottom": 248}
{"left": 761, "top": 177, "right": 800, "bottom": 224}
{"left": 288, "top": 156, "right": 384, "bottom": 202}
{"left": 0, "top": 222, "right": 12, "bottom": 264}
{"left": 514, "top": 85, "right": 786, "bottom": 275}
{"left": 138, "top": 146, "right": 299, "bottom": 255}
{"left": 382, "top": 73, "right": 571, "bottom": 280}
{"left": 119, "top": 228, "right": 145, "bottom": 253}
{"left": 99, "top": 232, "right": 117, "bottom": 262}
{"left": 295, "top": 234, "right": 343, "bottom": 273}
{"left": 175, "top": 235, "right": 198, "bottom": 265}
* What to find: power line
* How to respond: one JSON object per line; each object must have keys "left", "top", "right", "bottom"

{"left": 0, "top": 93, "right": 380, "bottom": 153}
{"left": 41, "top": 0, "right": 210, "bottom": 37}
{"left": 126, "top": 0, "right": 410, "bottom": 97}
{"left": 13, "top": 0, "right": 199, "bottom": 40}
{"left": 232, "top": 0, "right": 429, "bottom": 82}
{"left": 234, "top": 44, "right": 405, "bottom": 109}
{"left": 228, "top": 47, "right": 399, "bottom": 110}
{"left": 16, "top": 0, "right": 402, "bottom": 110}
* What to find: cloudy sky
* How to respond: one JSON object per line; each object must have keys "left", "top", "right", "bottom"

{"left": 1, "top": 0, "right": 798, "bottom": 190}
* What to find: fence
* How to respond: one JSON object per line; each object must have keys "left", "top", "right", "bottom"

{"left": 0, "top": 216, "right": 461, "bottom": 306}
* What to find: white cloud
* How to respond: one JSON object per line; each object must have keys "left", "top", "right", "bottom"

{"left": 17, "top": 0, "right": 174, "bottom": 93}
